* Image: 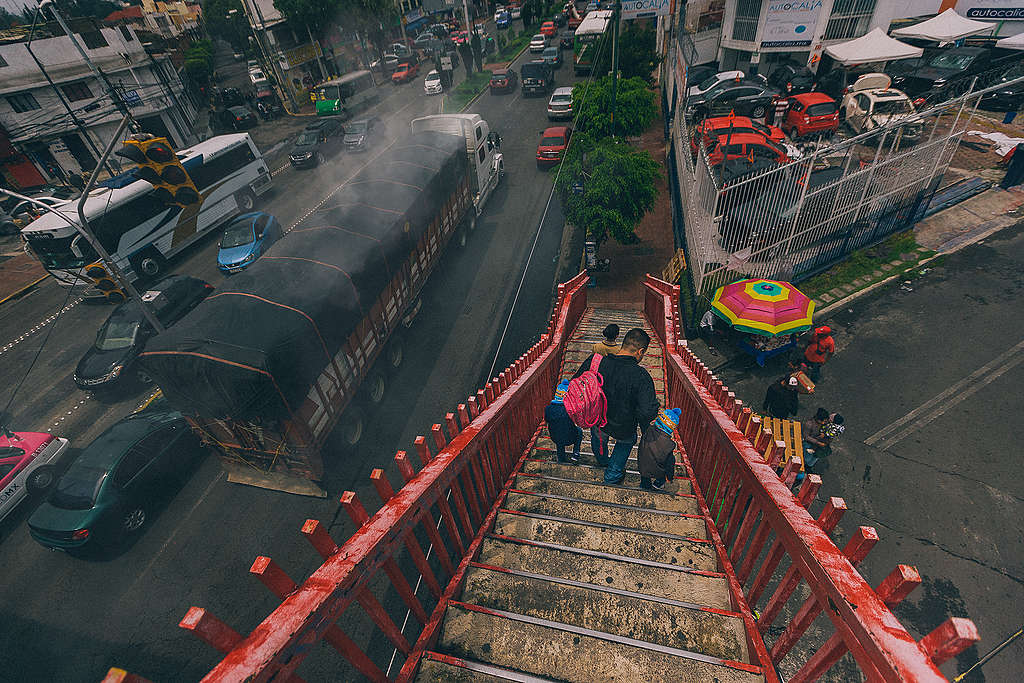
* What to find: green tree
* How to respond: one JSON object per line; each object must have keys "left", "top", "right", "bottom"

{"left": 521, "top": 0, "right": 535, "bottom": 28}
{"left": 555, "top": 134, "right": 660, "bottom": 244}
{"left": 572, "top": 76, "right": 656, "bottom": 138}
{"left": 471, "top": 33, "right": 483, "bottom": 71}
{"left": 334, "top": 0, "right": 399, "bottom": 60}
{"left": 184, "top": 41, "right": 216, "bottom": 84}
{"left": 593, "top": 22, "right": 661, "bottom": 82}
{"left": 203, "top": 0, "right": 247, "bottom": 51}
{"left": 273, "top": 0, "right": 340, "bottom": 33}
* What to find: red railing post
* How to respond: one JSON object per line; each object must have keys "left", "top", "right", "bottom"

{"left": 100, "top": 670, "right": 154, "bottom": 683}
{"left": 919, "top": 618, "right": 980, "bottom": 666}
{"left": 179, "top": 607, "right": 243, "bottom": 653}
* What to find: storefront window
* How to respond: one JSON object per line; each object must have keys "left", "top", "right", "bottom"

{"left": 824, "top": 0, "right": 877, "bottom": 41}
{"left": 732, "top": 0, "right": 760, "bottom": 42}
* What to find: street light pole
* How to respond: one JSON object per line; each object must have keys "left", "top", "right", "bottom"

{"left": 610, "top": 0, "right": 621, "bottom": 137}
{"left": 75, "top": 116, "right": 165, "bottom": 332}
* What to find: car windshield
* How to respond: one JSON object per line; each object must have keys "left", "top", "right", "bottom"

{"left": 296, "top": 132, "right": 319, "bottom": 145}
{"left": 221, "top": 221, "right": 255, "bottom": 248}
{"left": 697, "top": 75, "right": 722, "bottom": 90}
{"left": 49, "top": 464, "right": 107, "bottom": 509}
{"left": 873, "top": 98, "right": 912, "bottom": 114}
{"left": 928, "top": 53, "right": 975, "bottom": 70}
{"left": 807, "top": 102, "right": 837, "bottom": 116}
{"left": 541, "top": 135, "right": 565, "bottom": 145}
{"left": 426, "top": 73, "right": 440, "bottom": 82}
{"left": 95, "top": 319, "right": 139, "bottom": 351}
{"left": 348, "top": 121, "right": 368, "bottom": 134}
{"left": 551, "top": 93, "right": 571, "bottom": 102}
{"left": 533, "top": 35, "right": 544, "bottom": 41}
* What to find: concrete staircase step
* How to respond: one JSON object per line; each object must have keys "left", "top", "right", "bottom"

{"left": 435, "top": 602, "right": 765, "bottom": 683}
{"left": 503, "top": 491, "right": 706, "bottom": 537}
{"left": 521, "top": 459, "right": 653, "bottom": 489}
{"left": 461, "top": 564, "right": 751, "bottom": 662}
{"left": 416, "top": 651, "right": 560, "bottom": 682}
{"left": 513, "top": 473, "right": 698, "bottom": 513}
{"left": 479, "top": 535, "right": 731, "bottom": 607}
{"left": 531, "top": 437, "right": 688, "bottom": 480}
{"left": 493, "top": 510, "right": 715, "bottom": 570}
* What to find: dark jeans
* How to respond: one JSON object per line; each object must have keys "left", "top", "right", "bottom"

{"left": 589, "top": 427, "right": 638, "bottom": 482}
{"left": 555, "top": 429, "right": 582, "bottom": 462}
{"left": 806, "top": 361, "right": 823, "bottom": 382}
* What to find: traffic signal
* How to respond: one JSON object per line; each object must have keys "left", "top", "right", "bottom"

{"left": 83, "top": 261, "right": 126, "bottom": 303}
{"left": 116, "top": 134, "right": 200, "bottom": 207}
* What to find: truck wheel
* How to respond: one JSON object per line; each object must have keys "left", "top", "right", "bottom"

{"left": 361, "top": 370, "right": 386, "bottom": 404}
{"left": 138, "top": 251, "right": 165, "bottom": 278}
{"left": 340, "top": 407, "right": 366, "bottom": 446}
{"left": 27, "top": 466, "right": 55, "bottom": 492}
{"left": 236, "top": 190, "right": 256, "bottom": 212}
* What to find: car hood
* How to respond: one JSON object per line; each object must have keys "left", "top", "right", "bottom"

{"left": 218, "top": 243, "right": 257, "bottom": 266}
{"left": 29, "top": 499, "right": 96, "bottom": 533}
{"left": 908, "top": 66, "right": 961, "bottom": 83}
{"left": 291, "top": 142, "right": 317, "bottom": 154}
{"left": 76, "top": 345, "right": 134, "bottom": 380}
{"left": 344, "top": 134, "right": 366, "bottom": 144}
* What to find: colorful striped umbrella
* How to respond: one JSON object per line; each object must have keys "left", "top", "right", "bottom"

{"left": 710, "top": 278, "right": 815, "bottom": 337}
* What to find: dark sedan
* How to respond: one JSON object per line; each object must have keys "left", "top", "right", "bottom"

{"left": 981, "top": 62, "right": 1024, "bottom": 112}
{"left": 559, "top": 31, "right": 574, "bottom": 50}
{"left": 28, "top": 410, "right": 205, "bottom": 551}
{"left": 343, "top": 117, "right": 379, "bottom": 152}
{"left": 489, "top": 68, "right": 519, "bottom": 93}
{"left": 220, "top": 105, "right": 257, "bottom": 131}
{"left": 688, "top": 79, "right": 779, "bottom": 120}
{"left": 74, "top": 275, "right": 213, "bottom": 390}
{"left": 289, "top": 117, "right": 344, "bottom": 168}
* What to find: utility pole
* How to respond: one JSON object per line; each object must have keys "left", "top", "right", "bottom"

{"left": 75, "top": 116, "right": 165, "bottom": 332}
{"left": 462, "top": 0, "right": 472, "bottom": 33}
{"left": 40, "top": 0, "right": 136, "bottom": 129}
{"left": 610, "top": 0, "right": 621, "bottom": 137}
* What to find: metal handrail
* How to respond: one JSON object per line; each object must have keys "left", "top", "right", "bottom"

{"left": 642, "top": 274, "right": 979, "bottom": 682}
{"left": 147, "top": 271, "right": 591, "bottom": 683}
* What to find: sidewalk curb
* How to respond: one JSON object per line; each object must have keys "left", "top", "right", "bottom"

{"left": 0, "top": 273, "right": 48, "bottom": 306}
{"left": 816, "top": 215, "right": 1017, "bottom": 319}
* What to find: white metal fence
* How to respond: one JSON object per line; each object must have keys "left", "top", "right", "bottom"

{"left": 670, "top": 78, "right": 1002, "bottom": 300}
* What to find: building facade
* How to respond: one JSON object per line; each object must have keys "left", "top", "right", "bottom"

{"left": 0, "top": 21, "right": 198, "bottom": 189}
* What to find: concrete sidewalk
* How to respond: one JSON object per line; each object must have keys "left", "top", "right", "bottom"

{"left": 0, "top": 236, "right": 46, "bottom": 305}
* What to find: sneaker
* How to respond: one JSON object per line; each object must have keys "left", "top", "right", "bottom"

{"left": 650, "top": 479, "right": 667, "bottom": 491}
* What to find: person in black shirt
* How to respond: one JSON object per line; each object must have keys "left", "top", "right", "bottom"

{"left": 573, "top": 328, "right": 660, "bottom": 485}
{"left": 763, "top": 376, "right": 799, "bottom": 419}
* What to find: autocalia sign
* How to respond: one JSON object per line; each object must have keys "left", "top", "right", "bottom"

{"left": 621, "top": 0, "right": 674, "bottom": 20}
{"left": 761, "top": 0, "right": 824, "bottom": 48}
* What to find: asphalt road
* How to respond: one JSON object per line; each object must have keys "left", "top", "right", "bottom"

{"left": 718, "top": 222, "right": 1024, "bottom": 682}
{"left": 0, "top": 39, "right": 582, "bottom": 681}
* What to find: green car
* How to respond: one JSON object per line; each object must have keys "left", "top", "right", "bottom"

{"left": 28, "top": 410, "right": 204, "bottom": 551}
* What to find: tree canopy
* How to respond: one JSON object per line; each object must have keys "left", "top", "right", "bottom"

{"left": 555, "top": 134, "right": 661, "bottom": 244}
{"left": 571, "top": 76, "right": 657, "bottom": 138}
{"left": 592, "top": 22, "right": 661, "bottom": 83}
{"left": 202, "top": 0, "right": 247, "bottom": 50}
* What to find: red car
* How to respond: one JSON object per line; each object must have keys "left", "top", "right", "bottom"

{"left": 780, "top": 92, "right": 840, "bottom": 139}
{"left": 0, "top": 431, "right": 70, "bottom": 522}
{"left": 391, "top": 61, "right": 420, "bottom": 84}
{"left": 453, "top": 30, "right": 469, "bottom": 45}
{"left": 705, "top": 132, "right": 790, "bottom": 167}
{"left": 540, "top": 20, "right": 558, "bottom": 37}
{"left": 537, "top": 125, "right": 572, "bottom": 167}
{"left": 691, "top": 115, "right": 785, "bottom": 156}
{"left": 489, "top": 68, "right": 519, "bottom": 93}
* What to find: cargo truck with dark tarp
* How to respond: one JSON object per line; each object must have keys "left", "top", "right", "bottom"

{"left": 138, "top": 115, "right": 503, "bottom": 496}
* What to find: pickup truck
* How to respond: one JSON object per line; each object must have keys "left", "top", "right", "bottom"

{"left": 891, "top": 46, "right": 1024, "bottom": 101}
{"left": 139, "top": 115, "right": 504, "bottom": 495}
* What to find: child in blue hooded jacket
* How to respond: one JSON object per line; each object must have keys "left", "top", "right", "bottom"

{"left": 638, "top": 408, "right": 680, "bottom": 490}
{"left": 544, "top": 379, "right": 582, "bottom": 463}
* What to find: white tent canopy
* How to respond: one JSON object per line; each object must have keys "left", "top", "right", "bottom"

{"left": 996, "top": 32, "right": 1024, "bottom": 51}
{"left": 891, "top": 9, "right": 995, "bottom": 42}
{"left": 824, "top": 28, "right": 924, "bottom": 66}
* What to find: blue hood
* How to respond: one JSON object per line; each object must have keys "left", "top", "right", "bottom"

{"left": 218, "top": 243, "right": 257, "bottom": 267}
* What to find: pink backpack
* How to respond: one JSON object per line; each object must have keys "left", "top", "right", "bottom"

{"left": 563, "top": 354, "right": 608, "bottom": 429}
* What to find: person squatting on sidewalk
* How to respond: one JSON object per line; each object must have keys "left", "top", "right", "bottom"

{"left": 544, "top": 379, "right": 581, "bottom": 463}
{"left": 638, "top": 408, "right": 680, "bottom": 491}
{"left": 573, "top": 328, "right": 660, "bottom": 485}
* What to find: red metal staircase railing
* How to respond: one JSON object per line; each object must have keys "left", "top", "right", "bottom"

{"left": 103, "top": 272, "right": 979, "bottom": 682}
{"left": 642, "top": 274, "right": 979, "bottom": 682}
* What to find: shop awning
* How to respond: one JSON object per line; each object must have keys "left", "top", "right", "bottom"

{"left": 996, "top": 32, "right": 1024, "bottom": 51}
{"left": 891, "top": 9, "right": 995, "bottom": 42}
{"left": 824, "top": 28, "right": 923, "bottom": 66}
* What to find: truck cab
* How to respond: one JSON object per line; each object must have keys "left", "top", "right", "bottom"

{"left": 411, "top": 114, "right": 504, "bottom": 218}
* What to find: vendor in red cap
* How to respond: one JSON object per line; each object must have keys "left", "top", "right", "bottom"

{"left": 803, "top": 325, "right": 835, "bottom": 381}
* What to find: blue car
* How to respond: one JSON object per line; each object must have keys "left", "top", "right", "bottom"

{"left": 495, "top": 10, "right": 510, "bottom": 28}
{"left": 217, "top": 212, "right": 282, "bottom": 274}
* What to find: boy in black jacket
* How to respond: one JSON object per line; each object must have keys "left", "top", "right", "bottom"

{"left": 638, "top": 408, "right": 680, "bottom": 490}
{"left": 544, "top": 379, "right": 581, "bottom": 463}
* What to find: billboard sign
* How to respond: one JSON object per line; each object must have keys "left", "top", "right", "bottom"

{"left": 621, "top": 0, "right": 674, "bottom": 20}
{"left": 760, "top": 0, "right": 823, "bottom": 48}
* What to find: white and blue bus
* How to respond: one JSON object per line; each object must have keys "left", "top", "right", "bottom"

{"left": 22, "top": 134, "right": 271, "bottom": 294}
{"left": 573, "top": 10, "right": 613, "bottom": 76}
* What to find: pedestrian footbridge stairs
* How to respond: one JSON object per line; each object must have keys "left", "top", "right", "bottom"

{"left": 416, "top": 308, "right": 765, "bottom": 682}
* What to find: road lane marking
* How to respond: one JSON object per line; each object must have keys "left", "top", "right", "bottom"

{"left": 0, "top": 297, "right": 82, "bottom": 358}
{"left": 865, "top": 338, "right": 1024, "bottom": 449}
